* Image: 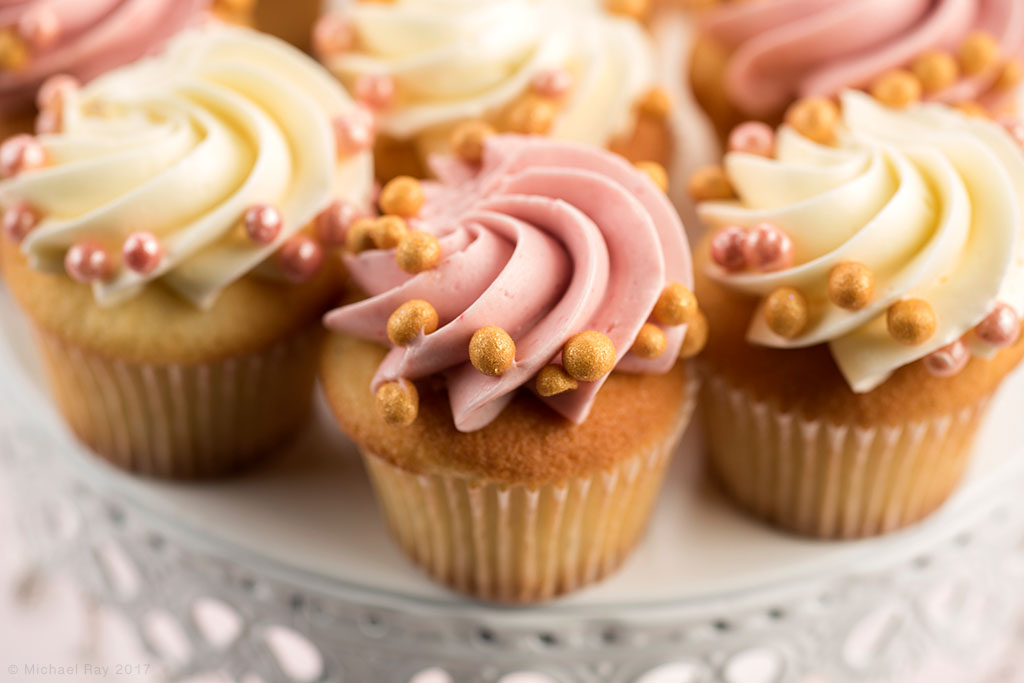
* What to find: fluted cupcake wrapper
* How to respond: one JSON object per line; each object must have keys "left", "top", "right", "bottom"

{"left": 703, "top": 372, "right": 992, "bottom": 539}
{"left": 361, "top": 380, "right": 698, "bottom": 604}
{"left": 36, "top": 325, "right": 323, "bottom": 479}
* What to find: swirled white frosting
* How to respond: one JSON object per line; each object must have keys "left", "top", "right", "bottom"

{"left": 0, "top": 25, "right": 374, "bottom": 309}
{"left": 325, "top": 0, "right": 655, "bottom": 145}
{"left": 699, "top": 91, "right": 1024, "bottom": 392}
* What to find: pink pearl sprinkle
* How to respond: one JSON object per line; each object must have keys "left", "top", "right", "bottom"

{"left": 924, "top": 339, "right": 971, "bottom": 378}
{"left": 743, "top": 222, "right": 794, "bottom": 272}
{"left": 334, "top": 107, "right": 375, "bottom": 157}
{"left": 0, "top": 135, "right": 47, "bottom": 178}
{"left": 36, "top": 74, "right": 79, "bottom": 111}
{"left": 313, "top": 14, "right": 354, "bottom": 58}
{"left": 18, "top": 6, "right": 60, "bottom": 49}
{"left": 355, "top": 74, "right": 395, "bottom": 110}
{"left": 728, "top": 121, "right": 775, "bottom": 157}
{"left": 2, "top": 202, "right": 39, "bottom": 243}
{"left": 35, "top": 108, "right": 60, "bottom": 135}
{"left": 122, "top": 232, "right": 162, "bottom": 275}
{"left": 531, "top": 68, "right": 573, "bottom": 98}
{"left": 278, "top": 236, "right": 324, "bottom": 284}
{"left": 975, "top": 303, "right": 1021, "bottom": 348}
{"left": 710, "top": 226, "right": 748, "bottom": 272}
{"left": 243, "top": 204, "right": 283, "bottom": 244}
{"left": 315, "top": 200, "right": 360, "bottom": 247}
{"left": 65, "top": 242, "right": 112, "bottom": 283}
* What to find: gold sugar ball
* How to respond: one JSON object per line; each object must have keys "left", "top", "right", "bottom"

{"left": 680, "top": 310, "right": 708, "bottom": 359}
{"left": 505, "top": 95, "right": 556, "bottom": 135}
{"left": 638, "top": 87, "right": 672, "bottom": 119}
{"left": 687, "top": 165, "right": 734, "bottom": 201}
{"left": 386, "top": 299, "right": 439, "bottom": 346}
{"left": 536, "top": 365, "right": 578, "bottom": 397}
{"left": 376, "top": 380, "right": 419, "bottom": 427}
{"left": 631, "top": 323, "right": 667, "bottom": 359}
{"left": 887, "top": 299, "right": 937, "bottom": 346}
{"left": 607, "top": 0, "right": 650, "bottom": 20}
{"left": 562, "top": 331, "right": 617, "bottom": 382}
{"left": 468, "top": 326, "right": 516, "bottom": 377}
{"left": 871, "top": 70, "right": 922, "bottom": 109}
{"left": 959, "top": 31, "right": 1000, "bottom": 76}
{"left": 996, "top": 59, "right": 1023, "bottom": 91}
{"left": 653, "top": 282, "right": 698, "bottom": 326}
{"left": 396, "top": 231, "right": 442, "bottom": 273}
{"left": 828, "top": 262, "right": 875, "bottom": 311}
{"left": 785, "top": 96, "right": 840, "bottom": 144}
{"left": 764, "top": 287, "right": 809, "bottom": 339}
{"left": 635, "top": 161, "right": 668, "bottom": 192}
{"left": 379, "top": 176, "right": 425, "bottom": 218}
{"left": 451, "top": 120, "right": 495, "bottom": 163}
{"left": 911, "top": 51, "right": 959, "bottom": 93}
{"left": 372, "top": 215, "right": 409, "bottom": 249}
{"left": 0, "top": 30, "right": 28, "bottom": 71}
{"left": 346, "top": 217, "right": 377, "bottom": 253}
{"left": 954, "top": 101, "right": 988, "bottom": 118}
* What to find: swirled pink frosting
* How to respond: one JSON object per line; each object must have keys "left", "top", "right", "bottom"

{"left": 325, "top": 135, "right": 694, "bottom": 432}
{"left": 704, "top": 0, "right": 1024, "bottom": 117}
{"left": 0, "top": 0, "right": 210, "bottom": 116}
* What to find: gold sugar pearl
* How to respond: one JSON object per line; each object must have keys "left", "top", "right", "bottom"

{"left": 828, "top": 262, "right": 875, "bottom": 311}
{"left": 764, "top": 287, "right": 809, "bottom": 339}
{"left": 379, "top": 176, "right": 424, "bottom": 218}
{"left": 505, "top": 95, "right": 556, "bottom": 135}
{"left": 912, "top": 51, "right": 959, "bottom": 94}
{"left": 387, "top": 299, "right": 439, "bottom": 346}
{"left": 376, "top": 380, "right": 419, "bottom": 427}
{"left": 396, "top": 231, "right": 442, "bottom": 273}
{"left": 536, "top": 365, "right": 578, "bottom": 397}
{"left": 631, "top": 323, "right": 667, "bottom": 359}
{"left": 887, "top": 299, "right": 937, "bottom": 346}
{"left": 372, "top": 215, "right": 408, "bottom": 249}
{"left": 680, "top": 310, "right": 709, "bottom": 359}
{"left": 469, "top": 326, "right": 516, "bottom": 376}
{"left": 959, "top": 31, "right": 1000, "bottom": 76}
{"left": 785, "top": 96, "right": 839, "bottom": 145}
{"left": 635, "top": 161, "right": 668, "bottom": 193}
{"left": 687, "top": 165, "right": 734, "bottom": 201}
{"left": 996, "top": 59, "right": 1023, "bottom": 91}
{"left": 451, "top": 120, "right": 495, "bottom": 164}
{"left": 346, "top": 217, "right": 377, "bottom": 253}
{"left": 871, "top": 70, "right": 922, "bottom": 109}
{"left": 0, "top": 29, "right": 28, "bottom": 71}
{"left": 954, "top": 101, "right": 988, "bottom": 118}
{"left": 638, "top": 87, "right": 672, "bottom": 120}
{"left": 653, "top": 282, "right": 698, "bottom": 326}
{"left": 607, "top": 0, "right": 650, "bottom": 20}
{"left": 562, "top": 331, "right": 616, "bottom": 382}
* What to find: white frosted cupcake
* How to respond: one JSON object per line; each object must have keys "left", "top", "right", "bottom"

{"left": 0, "top": 26, "right": 374, "bottom": 478}
{"left": 313, "top": 0, "right": 673, "bottom": 181}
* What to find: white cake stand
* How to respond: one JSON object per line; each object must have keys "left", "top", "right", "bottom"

{"left": 2, "top": 282, "right": 1024, "bottom": 683}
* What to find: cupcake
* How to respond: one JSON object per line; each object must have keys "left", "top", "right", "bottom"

{"left": 320, "top": 134, "right": 705, "bottom": 602}
{"left": 694, "top": 90, "right": 1024, "bottom": 539}
{"left": 0, "top": 0, "right": 211, "bottom": 139}
{"left": 0, "top": 25, "right": 374, "bottom": 478}
{"left": 314, "top": 0, "right": 673, "bottom": 182}
{"left": 690, "top": 0, "right": 1024, "bottom": 139}
{"left": 252, "top": 0, "right": 320, "bottom": 51}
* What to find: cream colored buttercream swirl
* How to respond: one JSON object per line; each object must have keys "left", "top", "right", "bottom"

{"left": 324, "top": 0, "right": 656, "bottom": 146}
{"left": 699, "top": 91, "right": 1024, "bottom": 392}
{"left": 0, "top": 25, "right": 373, "bottom": 308}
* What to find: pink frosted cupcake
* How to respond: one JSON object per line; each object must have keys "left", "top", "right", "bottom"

{"left": 690, "top": 0, "right": 1024, "bottom": 138}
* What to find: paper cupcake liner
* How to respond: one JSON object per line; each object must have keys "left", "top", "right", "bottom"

{"left": 35, "top": 326, "right": 323, "bottom": 479}
{"left": 703, "top": 372, "right": 992, "bottom": 539}
{"left": 361, "top": 379, "right": 698, "bottom": 603}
